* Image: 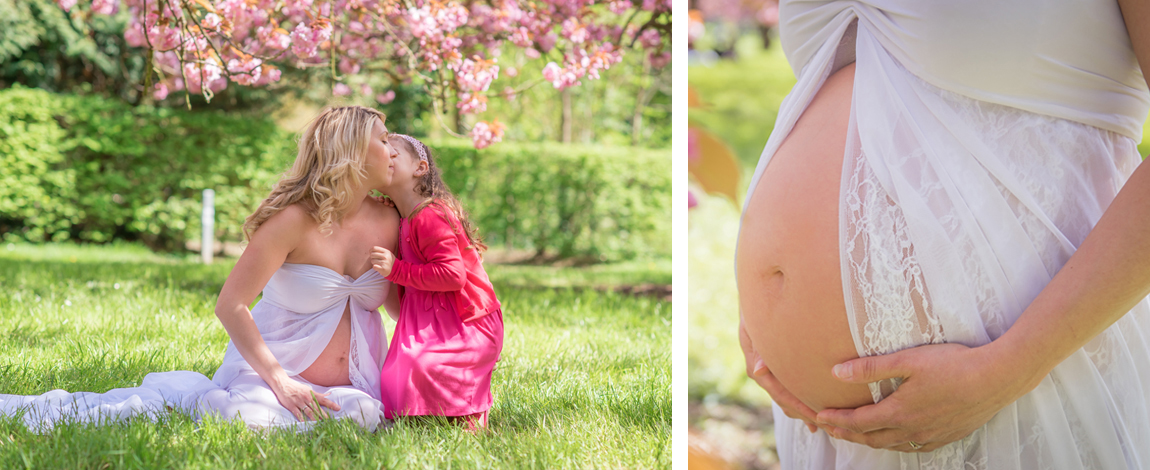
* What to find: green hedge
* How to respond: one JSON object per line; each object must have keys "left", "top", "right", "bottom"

{"left": 431, "top": 140, "right": 670, "bottom": 261}
{"left": 0, "top": 87, "right": 670, "bottom": 261}
{"left": 0, "top": 85, "right": 294, "bottom": 250}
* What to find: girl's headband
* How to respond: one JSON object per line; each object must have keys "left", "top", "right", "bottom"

{"left": 395, "top": 134, "right": 428, "bottom": 162}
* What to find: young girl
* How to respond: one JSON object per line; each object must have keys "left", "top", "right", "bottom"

{"left": 369, "top": 134, "right": 503, "bottom": 429}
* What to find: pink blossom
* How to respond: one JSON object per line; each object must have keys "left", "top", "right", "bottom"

{"left": 202, "top": 13, "right": 222, "bottom": 31}
{"left": 226, "top": 57, "right": 263, "bottom": 85}
{"left": 257, "top": 25, "right": 291, "bottom": 51}
{"left": 254, "top": 66, "right": 282, "bottom": 85}
{"left": 536, "top": 32, "right": 557, "bottom": 52}
{"left": 209, "top": 77, "right": 228, "bottom": 93}
{"left": 456, "top": 92, "right": 487, "bottom": 114}
{"left": 561, "top": 18, "right": 588, "bottom": 44}
{"left": 291, "top": 21, "right": 332, "bottom": 59}
{"left": 688, "top": 129, "right": 699, "bottom": 164}
{"left": 470, "top": 120, "right": 505, "bottom": 149}
{"left": 124, "top": 23, "right": 146, "bottom": 47}
{"left": 56, "top": 0, "right": 77, "bottom": 12}
{"left": 638, "top": 29, "right": 661, "bottom": 49}
{"left": 649, "top": 51, "right": 670, "bottom": 68}
{"left": 183, "top": 61, "right": 223, "bottom": 94}
{"left": 155, "top": 27, "right": 182, "bottom": 51}
{"left": 153, "top": 83, "right": 169, "bottom": 101}
{"left": 338, "top": 57, "right": 360, "bottom": 75}
{"left": 106, "top": 0, "right": 668, "bottom": 149}
{"left": 608, "top": 0, "right": 632, "bottom": 15}
{"left": 509, "top": 27, "right": 532, "bottom": 48}
{"left": 91, "top": 0, "right": 118, "bottom": 15}
{"left": 688, "top": 190, "right": 698, "bottom": 209}
{"left": 542, "top": 62, "right": 563, "bottom": 86}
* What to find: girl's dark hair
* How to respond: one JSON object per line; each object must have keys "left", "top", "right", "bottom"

{"left": 396, "top": 136, "right": 488, "bottom": 253}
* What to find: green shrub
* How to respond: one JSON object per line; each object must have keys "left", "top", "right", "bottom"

{"left": 0, "top": 87, "right": 670, "bottom": 261}
{"left": 0, "top": 85, "right": 293, "bottom": 250}
{"left": 432, "top": 140, "right": 671, "bottom": 261}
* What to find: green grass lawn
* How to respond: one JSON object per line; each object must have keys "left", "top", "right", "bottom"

{"left": 0, "top": 243, "right": 671, "bottom": 469}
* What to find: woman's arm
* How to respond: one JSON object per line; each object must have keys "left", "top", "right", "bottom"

{"left": 814, "top": 2, "right": 1150, "bottom": 451}
{"left": 214, "top": 205, "right": 340, "bottom": 421}
{"left": 383, "top": 282, "right": 401, "bottom": 321}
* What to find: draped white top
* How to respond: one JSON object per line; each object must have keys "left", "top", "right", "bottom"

{"left": 741, "top": 1, "right": 1150, "bottom": 468}
{"left": 0, "top": 263, "right": 391, "bottom": 432}
{"left": 214, "top": 263, "right": 389, "bottom": 399}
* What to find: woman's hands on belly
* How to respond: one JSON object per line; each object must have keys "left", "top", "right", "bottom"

{"left": 299, "top": 305, "right": 354, "bottom": 387}
{"left": 813, "top": 342, "right": 1027, "bottom": 453}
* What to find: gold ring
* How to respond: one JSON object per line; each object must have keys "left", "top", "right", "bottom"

{"left": 908, "top": 441, "right": 923, "bottom": 450}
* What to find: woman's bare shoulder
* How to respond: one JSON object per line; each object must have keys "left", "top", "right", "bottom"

{"left": 365, "top": 196, "right": 401, "bottom": 227}
{"left": 253, "top": 203, "right": 316, "bottom": 243}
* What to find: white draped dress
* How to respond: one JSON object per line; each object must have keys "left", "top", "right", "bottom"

{"left": 0, "top": 263, "right": 390, "bottom": 432}
{"left": 743, "top": 1, "right": 1150, "bottom": 468}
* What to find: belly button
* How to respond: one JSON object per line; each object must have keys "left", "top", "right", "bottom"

{"left": 764, "top": 270, "right": 785, "bottom": 297}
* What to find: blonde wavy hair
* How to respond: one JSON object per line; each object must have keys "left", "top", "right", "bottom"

{"left": 243, "top": 105, "right": 385, "bottom": 240}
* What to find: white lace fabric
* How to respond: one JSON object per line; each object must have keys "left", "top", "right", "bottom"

{"left": 744, "top": 4, "right": 1150, "bottom": 469}
{"left": 0, "top": 263, "right": 391, "bottom": 432}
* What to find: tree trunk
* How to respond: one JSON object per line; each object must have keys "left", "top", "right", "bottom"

{"left": 632, "top": 57, "right": 652, "bottom": 146}
{"left": 561, "top": 88, "right": 572, "bottom": 143}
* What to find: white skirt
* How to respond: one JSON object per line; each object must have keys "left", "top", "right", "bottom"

{"left": 748, "top": 16, "right": 1150, "bottom": 470}
{"left": 0, "top": 369, "right": 385, "bottom": 433}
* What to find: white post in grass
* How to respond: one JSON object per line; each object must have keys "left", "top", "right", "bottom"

{"left": 202, "top": 189, "right": 215, "bottom": 264}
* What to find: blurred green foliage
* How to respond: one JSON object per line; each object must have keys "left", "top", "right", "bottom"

{"left": 0, "top": 87, "right": 669, "bottom": 261}
{"left": 688, "top": 35, "right": 796, "bottom": 171}
{"left": 483, "top": 49, "right": 671, "bottom": 149}
{"left": 0, "top": 0, "right": 141, "bottom": 101}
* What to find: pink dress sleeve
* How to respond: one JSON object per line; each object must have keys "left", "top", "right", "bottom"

{"left": 386, "top": 209, "right": 467, "bottom": 292}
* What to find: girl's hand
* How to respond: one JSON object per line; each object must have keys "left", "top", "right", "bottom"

{"left": 814, "top": 342, "right": 1027, "bottom": 453}
{"left": 372, "top": 194, "right": 395, "bottom": 207}
{"left": 738, "top": 316, "right": 822, "bottom": 434}
{"left": 269, "top": 374, "right": 341, "bottom": 421}
{"left": 370, "top": 246, "right": 396, "bottom": 277}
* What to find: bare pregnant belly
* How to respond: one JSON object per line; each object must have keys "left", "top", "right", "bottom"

{"left": 736, "top": 63, "right": 873, "bottom": 412}
{"left": 298, "top": 303, "right": 352, "bottom": 387}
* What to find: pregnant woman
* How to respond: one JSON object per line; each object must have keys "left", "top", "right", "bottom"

{"left": 737, "top": 1, "right": 1150, "bottom": 468}
{"left": 1, "top": 106, "right": 401, "bottom": 432}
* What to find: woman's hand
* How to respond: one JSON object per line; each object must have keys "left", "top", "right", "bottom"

{"left": 814, "top": 342, "right": 1029, "bottom": 453}
{"left": 738, "top": 315, "right": 821, "bottom": 434}
{"left": 370, "top": 246, "right": 396, "bottom": 277}
{"left": 270, "top": 374, "right": 341, "bottom": 421}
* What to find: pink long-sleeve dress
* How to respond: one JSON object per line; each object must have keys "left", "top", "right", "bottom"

{"left": 380, "top": 202, "right": 503, "bottom": 419}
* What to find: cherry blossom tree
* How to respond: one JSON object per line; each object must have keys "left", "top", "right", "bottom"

{"left": 56, "top": 0, "right": 670, "bottom": 148}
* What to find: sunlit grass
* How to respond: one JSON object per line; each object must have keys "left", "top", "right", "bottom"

{"left": 0, "top": 243, "right": 670, "bottom": 469}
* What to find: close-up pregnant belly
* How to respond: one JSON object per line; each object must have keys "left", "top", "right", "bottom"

{"left": 736, "top": 62, "right": 874, "bottom": 412}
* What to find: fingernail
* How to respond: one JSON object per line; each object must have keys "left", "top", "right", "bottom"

{"left": 833, "top": 363, "right": 852, "bottom": 380}
{"left": 753, "top": 358, "right": 767, "bottom": 375}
